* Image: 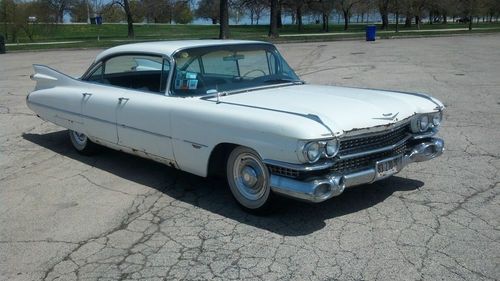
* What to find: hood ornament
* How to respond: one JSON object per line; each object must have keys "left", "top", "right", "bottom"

{"left": 373, "top": 112, "right": 399, "bottom": 121}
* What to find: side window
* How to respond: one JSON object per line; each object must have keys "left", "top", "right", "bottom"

{"left": 87, "top": 64, "right": 104, "bottom": 82}
{"left": 89, "top": 55, "right": 170, "bottom": 94}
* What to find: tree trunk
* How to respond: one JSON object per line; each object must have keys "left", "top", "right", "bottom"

{"left": 343, "top": 10, "right": 349, "bottom": 30}
{"left": 277, "top": 4, "right": 282, "bottom": 28}
{"left": 415, "top": 15, "right": 420, "bottom": 29}
{"left": 322, "top": 12, "right": 329, "bottom": 32}
{"left": 443, "top": 12, "right": 448, "bottom": 24}
{"left": 219, "top": 0, "right": 229, "bottom": 39}
{"left": 211, "top": 18, "right": 217, "bottom": 24}
{"left": 429, "top": 11, "right": 433, "bottom": 25}
{"left": 469, "top": 16, "right": 473, "bottom": 30}
{"left": 396, "top": 10, "right": 399, "bottom": 32}
{"left": 296, "top": 7, "right": 303, "bottom": 31}
{"left": 250, "top": 10, "right": 254, "bottom": 25}
{"left": 405, "top": 14, "right": 412, "bottom": 27}
{"left": 381, "top": 13, "right": 389, "bottom": 30}
{"left": 123, "top": 0, "right": 134, "bottom": 38}
{"left": 379, "top": 0, "right": 389, "bottom": 30}
{"left": 268, "top": 0, "right": 279, "bottom": 38}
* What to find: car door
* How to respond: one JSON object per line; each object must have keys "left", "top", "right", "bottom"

{"left": 112, "top": 56, "right": 175, "bottom": 162}
{"left": 116, "top": 91, "right": 175, "bottom": 162}
{"left": 81, "top": 62, "right": 120, "bottom": 144}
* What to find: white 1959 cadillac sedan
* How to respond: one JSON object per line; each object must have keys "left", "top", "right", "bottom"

{"left": 27, "top": 40, "right": 445, "bottom": 212}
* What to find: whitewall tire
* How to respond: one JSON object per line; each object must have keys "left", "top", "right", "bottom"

{"left": 226, "top": 146, "right": 273, "bottom": 213}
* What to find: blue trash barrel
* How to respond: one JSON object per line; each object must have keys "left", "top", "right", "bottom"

{"left": 366, "top": 25, "right": 376, "bottom": 41}
{"left": 96, "top": 16, "right": 102, "bottom": 25}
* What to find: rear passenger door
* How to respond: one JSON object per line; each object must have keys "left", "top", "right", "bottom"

{"left": 83, "top": 54, "right": 174, "bottom": 162}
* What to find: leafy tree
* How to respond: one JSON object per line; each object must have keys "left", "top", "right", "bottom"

{"left": 196, "top": 0, "right": 219, "bottom": 24}
{"left": 308, "top": 0, "right": 335, "bottom": 32}
{"left": 108, "top": 0, "right": 141, "bottom": 37}
{"left": 70, "top": 0, "right": 93, "bottom": 22}
{"left": 142, "top": 0, "right": 175, "bottom": 23}
{"left": 40, "top": 0, "right": 73, "bottom": 23}
{"left": 101, "top": 4, "right": 125, "bottom": 22}
{"left": 337, "top": 0, "right": 363, "bottom": 30}
{"left": 173, "top": 0, "right": 192, "bottom": 24}
{"left": 234, "top": 0, "right": 267, "bottom": 25}
{"left": 282, "top": 0, "right": 307, "bottom": 31}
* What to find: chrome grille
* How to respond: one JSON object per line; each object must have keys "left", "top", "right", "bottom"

{"left": 268, "top": 124, "right": 411, "bottom": 179}
{"left": 331, "top": 142, "right": 407, "bottom": 174}
{"left": 339, "top": 125, "right": 409, "bottom": 156}
{"left": 268, "top": 165, "right": 300, "bottom": 178}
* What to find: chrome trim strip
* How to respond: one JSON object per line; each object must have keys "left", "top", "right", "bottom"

{"left": 201, "top": 99, "right": 335, "bottom": 136}
{"left": 183, "top": 140, "right": 208, "bottom": 148}
{"left": 342, "top": 120, "right": 409, "bottom": 140}
{"left": 342, "top": 118, "right": 411, "bottom": 138}
{"left": 263, "top": 159, "right": 335, "bottom": 172}
{"left": 29, "top": 101, "right": 172, "bottom": 139}
{"left": 342, "top": 85, "right": 445, "bottom": 110}
{"left": 54, "top": 114, "right": 84, "bottom": 125}
{"left": 117, "top": 123, "right": 172, "bottom": 139}
{"left": 337, "top": 134, "right": 412, "bottom": 160}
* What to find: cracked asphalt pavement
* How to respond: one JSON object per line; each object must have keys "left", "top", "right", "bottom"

{"left": 1, "top": 35, "right": 499, "bottom": 281}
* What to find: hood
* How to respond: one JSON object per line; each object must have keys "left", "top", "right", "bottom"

{"left": 215, "top": 84, "right": 442, "bottom": 136}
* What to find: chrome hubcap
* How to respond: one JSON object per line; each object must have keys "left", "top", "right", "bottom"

{"left": 233, "top": 153, "right": 268, "bottom": 201}
{"left": 72, "top": 131, "right": 87, "bottom": 145}
{"left": 241, "top": 166, "right": 258, "bottom": 187}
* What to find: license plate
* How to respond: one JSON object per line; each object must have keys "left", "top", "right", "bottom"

{"left": 375, "top": 155, "right": 402, "bottom": 179}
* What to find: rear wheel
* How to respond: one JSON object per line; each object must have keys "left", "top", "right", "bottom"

{"left": 68, "top": 130, "right": 99, "bottom": 155}
{"left": 226, "top": 146, "right": 273, "bottom": 213}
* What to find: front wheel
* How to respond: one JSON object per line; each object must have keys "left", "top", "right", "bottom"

{"left": 226, "top": 146, "right": 273, "bottom": 213}
{"left": 68, "top": 130, "right": 99, "bottom": 155}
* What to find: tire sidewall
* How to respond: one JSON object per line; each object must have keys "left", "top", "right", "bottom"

{"left": 69, "top": 130, "right": 88, "bottom": 151}
{"left": 226, "top": 146, "right": 272, "bottom": 211}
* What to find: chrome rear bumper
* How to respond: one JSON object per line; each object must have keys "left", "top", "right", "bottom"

{"left": 269, "top": 138, "right": 444, "bottom": 203}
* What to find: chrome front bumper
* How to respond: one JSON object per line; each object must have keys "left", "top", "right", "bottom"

{"left": 269, "top": 138, "right": 444, "bottom": 203}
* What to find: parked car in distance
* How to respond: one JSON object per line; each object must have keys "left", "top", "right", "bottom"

{"left": 27, "top": 40, "right": 445, "bottom": 213}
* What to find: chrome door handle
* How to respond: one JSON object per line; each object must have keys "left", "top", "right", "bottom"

{"left": 82, "top": 92, "right": 92, "bottom": 97}
{"left": 118, "top": 97, "right": 129, "bottom": 103}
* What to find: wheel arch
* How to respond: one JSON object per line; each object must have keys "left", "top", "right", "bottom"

{"left": 206, "top": 142, "right": 239, "bottom": 178}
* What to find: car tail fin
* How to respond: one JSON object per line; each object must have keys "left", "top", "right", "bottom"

{"left": 31, "top": 64, "right": 78, "bottom": 91}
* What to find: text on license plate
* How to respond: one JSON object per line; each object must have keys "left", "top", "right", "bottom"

{"left": 376, "top": 156, "right": 402, "bottom": 179}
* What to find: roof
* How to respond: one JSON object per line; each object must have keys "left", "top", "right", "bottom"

{"left": 94, "top": 39, "right": 272, "bottom": 62}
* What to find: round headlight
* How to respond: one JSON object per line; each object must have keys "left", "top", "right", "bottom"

{"left": 432, "top": 112, "right": 442, "bottom": 126}
{"left": 418, "top": 115, "right": 430, "bottom": 132}
{"left": 304, "top": 142, "right": 321, "bottom": 163}
{"left": 325, "top": 139, "right": 339, "bottom": 158}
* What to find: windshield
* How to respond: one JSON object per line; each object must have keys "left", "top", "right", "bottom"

{"left": 170, "top": 44, "right": 301, "bottom": 96}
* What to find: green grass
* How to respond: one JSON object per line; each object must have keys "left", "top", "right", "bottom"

{"left": 3, "top": 22, "right": 500, "bottom": 51}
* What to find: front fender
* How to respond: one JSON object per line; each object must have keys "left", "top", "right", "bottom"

{"left": 170, "top": 99, "right": 331, "bottom": 177}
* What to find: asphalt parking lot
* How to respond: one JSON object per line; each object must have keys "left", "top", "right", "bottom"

{"left": 1, "top": 34, "right": 499, "bottom": 281}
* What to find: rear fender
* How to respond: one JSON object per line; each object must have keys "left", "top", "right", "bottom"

{"left": 31, "top": 64, "right": 80, "bottom": 91}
